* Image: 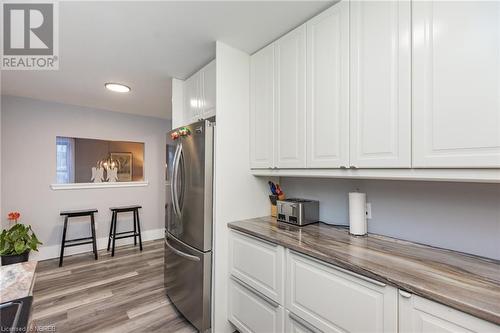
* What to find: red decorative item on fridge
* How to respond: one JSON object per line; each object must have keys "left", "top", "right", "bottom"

{"left": 7, "top": 211, "right": 21, "bottom": 223}
{"left": 170, "top": 131, "right": 180, "bottom": 140}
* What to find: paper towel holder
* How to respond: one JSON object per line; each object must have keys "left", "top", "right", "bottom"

{"left": 348, "top": 191, "right": 368, "bottom": 236}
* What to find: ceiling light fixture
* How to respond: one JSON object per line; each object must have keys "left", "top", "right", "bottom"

{"left": 105, "top": 82, "right": 131, "bottom": 93}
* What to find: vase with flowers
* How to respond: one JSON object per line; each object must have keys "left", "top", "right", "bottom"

{"left": 0, "top": 212, "right": 42, "bottom": 265}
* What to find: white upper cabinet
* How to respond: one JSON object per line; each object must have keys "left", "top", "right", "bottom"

{"left": 275, "top": 25, "right": 307, "bottom": 168}
{"left": 250, "top": 44, "right": 275, "bottom": 169}
{"left": 184, "top": 72, "right": 202, "bottom": 124}
{"left": 306, "top": 1, "right": 349, "bottom": 168}
{"left": 249, "top": 0, "right": 499, "bottom": 176}
{"left": 412, "top": 1, "right": 500, "bottom": 167}
{"left": 350, "top": 0, "right": 411, "bottom": 168}
{"left": 171, "top": 78, "right": 184, "bottom": 129}
{"left": 200, "top": 60, "right": 216, "bottom": 119}
{"left": 181, "top": 60, "right": 216, "bottom": 126}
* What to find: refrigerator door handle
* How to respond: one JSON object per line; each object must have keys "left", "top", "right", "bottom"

{"left": 170, "top": 144, "right": 178, "bottom": 218}
{"left": 165, "top": 238, "right": 200, "bottom": 262}
{"left": 171, "top": 143, "right": 182, "bottom": 219}
{"left": 177, "top": 148, "right": 185, "bottom": 212}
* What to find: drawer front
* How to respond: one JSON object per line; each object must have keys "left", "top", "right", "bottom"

{"left": 229, "top": 230, "right": 284, "bottom": 303}
{"left": 286, "top": 251, "right": 398, "bottom": 333}
{"left": 399, "top": 291, "right": 500, "bottom": 333}
{"left": 228, "top": 277, "right": 284, "bottom": 333}
{"left": 286, "top": 310, "right": 322, "bottom": 333}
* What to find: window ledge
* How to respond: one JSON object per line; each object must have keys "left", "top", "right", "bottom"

{"left": 50, "top": 181, "right": 149, "bottom": 190}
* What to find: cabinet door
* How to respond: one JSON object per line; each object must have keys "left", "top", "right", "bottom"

{"left": 229, "top": 230, "right": 284, "bottom": 303}
{"left": 398, "top": 291, "right": 500, "bottom": 333}
{"left": 228, "top": 277, "right": 284, "bottom": 333}
{"left": 184, "top": 72, "right": 201, "bottom": 124}
{"left": 201, "top": 60, "right": 216, "bottom": 118}
{"left": 286, "top": 251, "right": 398, "bottom": 333}
{"left": 171, "top": 78, "right": 184, "bottom": 129}
{"left": 306, "top": 1, "right": 349, "bottom": 168}
{"left": 250, "top": 44, "right": 275, "bottom": 169}
{"left": 350, "top": 0, "right": 411, "bottom": 168}
{"left": 413, "top": 1, "right": 500, "bottom": 167}
{"left": 275, "top": 25, "right": 306, "bottom": 168}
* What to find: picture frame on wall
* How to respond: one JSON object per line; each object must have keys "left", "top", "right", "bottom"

{"left": 110, "top": 152, "right": 133, "bottom": 181}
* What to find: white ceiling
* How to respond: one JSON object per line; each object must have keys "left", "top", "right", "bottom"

{"left": 1, "top": 1, "right": 334, "bottom": 119}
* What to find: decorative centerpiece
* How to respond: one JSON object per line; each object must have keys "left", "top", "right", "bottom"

{"left": 0, "top": 212, "right": 42, "bottom": 265}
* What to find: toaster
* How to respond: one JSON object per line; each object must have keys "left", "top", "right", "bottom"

{"left": 277, "top": 198, "right": 319, "bottom": 226}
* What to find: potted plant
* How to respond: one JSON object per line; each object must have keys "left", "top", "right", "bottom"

{"left": 0, "top": 212, "right": 42, "bottom": 265}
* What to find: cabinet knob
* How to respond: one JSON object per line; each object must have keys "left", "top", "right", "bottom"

{"left": 350, "top": 165, "right": 357, "bottom": 169}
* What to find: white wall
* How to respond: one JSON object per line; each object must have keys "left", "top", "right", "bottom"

{"left": 281, "top": 177, "right": 500, "bottom": 260}
{"left": 1, "top": 96, "right": 171, "bottom": 260}
{"left": 213, "top": 42, "right": 271, "bottom": 333}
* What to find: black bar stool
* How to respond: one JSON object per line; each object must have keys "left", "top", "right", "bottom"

{"left": 107, "top": 205, "right": 143, "bottom": 257}
{"left": 59, "top": 209, "right": 98, "bottom": 267}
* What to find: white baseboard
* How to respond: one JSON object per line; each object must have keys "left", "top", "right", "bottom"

{"left": 29, "top": 228, "right": 164, "bottom": 261}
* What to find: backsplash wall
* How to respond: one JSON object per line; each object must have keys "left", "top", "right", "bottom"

{"left": 280, "top": 177, "right": 500, "bottom": 260}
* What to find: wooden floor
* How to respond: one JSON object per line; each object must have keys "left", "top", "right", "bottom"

{"left": 32, "top": 240, "right": 197, "bottom": 333}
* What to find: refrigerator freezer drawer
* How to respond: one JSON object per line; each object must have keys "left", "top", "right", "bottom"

{"left": 164, "top": 233, "right": 211, "bottom": 331}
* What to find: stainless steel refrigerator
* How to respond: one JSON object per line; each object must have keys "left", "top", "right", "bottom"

{"left": 165, "top": 117, "right": 215, "bottom": 332}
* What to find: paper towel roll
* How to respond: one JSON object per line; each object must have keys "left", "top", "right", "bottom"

{"left": 349, "top": 192, "right": 367, "bottom": 236}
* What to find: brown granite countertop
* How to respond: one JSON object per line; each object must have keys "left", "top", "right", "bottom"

{"left": 0, "top": 261, "right": 37, "bottom": 303}
{"left": 228, "top": 217, "right": 500, "bottom": 325}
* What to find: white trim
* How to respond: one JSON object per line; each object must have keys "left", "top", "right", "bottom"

{"left": 50, "top": 181, "right": 149, "bottom": 190}
{"left": 250, "top": 169, "right": 500, "bottom": 183}
{"left": 29, "top": 228, "right": 164, "bottom": 261}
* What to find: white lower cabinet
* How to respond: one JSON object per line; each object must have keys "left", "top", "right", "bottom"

{"left": 286, "top": 310, "right": 321, "bottom": 333}
{"left": 286, "top": 251, "right": 398, "bottom": 333}
{"left": 228, "top": 232, "right": 498, "bottom": 333}
{"left": 398, "top": 291, "right": 500, "bottom": 333}
{"left": 228, "top": 277, "right": 284, "bottom": 333}
{"left": 228, "top": 230, "right": 284, "bottom": 303}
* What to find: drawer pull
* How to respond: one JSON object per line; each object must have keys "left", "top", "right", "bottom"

{"left": 292, "top": 251, "right": 387, "bottom": 287}
{"left": 231, "top": 230, "right": 278, "bottom": 247}
{"left": 231, "top": 276, "right": 279, "bottom": 308}
{"left": 399, "top": 290, "right": 412, "bottom": 298}
{"left": 289, "top": 312, "right": 323, "bottom": 333}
